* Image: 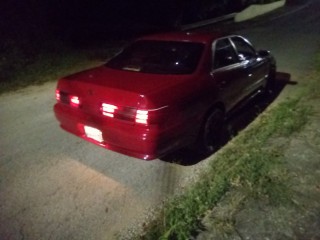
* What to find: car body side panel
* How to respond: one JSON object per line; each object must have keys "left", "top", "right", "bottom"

{"left": 210, "top": 63, "right": 252, "bottom": 112}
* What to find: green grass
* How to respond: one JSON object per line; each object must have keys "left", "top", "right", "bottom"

{"left": 139, "top": 56, "right": 320, "bottom": 239}
{"left": 0, "top": 52, "right": 88, "bottom": 94}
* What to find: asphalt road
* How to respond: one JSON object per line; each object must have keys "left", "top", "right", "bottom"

{"left": 1, "top": 1, "right": 319, "bottom": 239}
{"left": 236, "top": 0, "right": 320, "bottom": 80}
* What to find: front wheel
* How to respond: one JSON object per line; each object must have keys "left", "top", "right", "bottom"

{"left": 197, "top": 108, "right": 225, "bottom": 155}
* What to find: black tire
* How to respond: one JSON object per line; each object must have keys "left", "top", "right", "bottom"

{"left": 198, "top": 108, "right": 225, "bottom": 155}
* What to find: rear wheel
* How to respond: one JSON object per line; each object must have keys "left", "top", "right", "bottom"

{"left": 198, "top": 108, "right": 225, "bottom": 155}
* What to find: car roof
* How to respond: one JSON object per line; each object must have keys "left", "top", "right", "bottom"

{"left": 137, "top": 31, "right": 230, "bottom": 45}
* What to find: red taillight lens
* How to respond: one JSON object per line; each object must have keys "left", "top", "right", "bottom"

{"left": 70, "top": 95, "right": 80, "bottom": 108}
{"left": 101, "top": 102, "right": 149, "bottom": 124}
{"left": 101, "top": 103, "right": 118, "bottom": 118}
{"left": 100, "top": 103, "right": 163, "bottom": 125}
{"left": 56, "top": 90, "right": 80, "bottom": 108}
{"left": 55, "top": 89, "right": 61, "bottom": 101}
{"left": 135, "top": 110, "right": 149, "bottom": 124}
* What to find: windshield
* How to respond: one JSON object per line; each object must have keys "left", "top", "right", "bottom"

{"left": 106, "top": 40, "right": 204, "bottom": 74}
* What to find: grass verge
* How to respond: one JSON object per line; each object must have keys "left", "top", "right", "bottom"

{"left": 137, "top": 54, "right": 320, "bottom": 239}
{"left": 0, "top": 39, "right": 121, "bottom": 95}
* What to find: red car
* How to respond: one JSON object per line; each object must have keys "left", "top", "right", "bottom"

{"left": 54, "top": 31, "right": 276, "bottom": 160}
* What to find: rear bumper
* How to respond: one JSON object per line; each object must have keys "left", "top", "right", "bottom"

{"left": 54, "top": 103, "right": 168, "bottom": 160}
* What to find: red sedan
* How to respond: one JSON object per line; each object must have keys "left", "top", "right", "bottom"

{"left": 54, "top": 31, "right": 276, "bottom": 160}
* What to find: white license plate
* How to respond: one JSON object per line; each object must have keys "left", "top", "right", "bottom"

{"left": 84, "top": 126, "right": 103, "bottom": 143}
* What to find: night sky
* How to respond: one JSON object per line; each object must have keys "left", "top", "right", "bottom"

{"left": 1, "top": 0, "right": 182, "bottom": 42}
{"left": 0, "top": 0, "right": 245, "bottom": 44}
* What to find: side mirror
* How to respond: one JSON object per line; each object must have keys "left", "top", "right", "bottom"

{"left": 258, "top": 50, "right": 270, "bottom": 57}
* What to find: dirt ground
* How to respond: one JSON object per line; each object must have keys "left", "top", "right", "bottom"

{"left": 196, "top": 97, "right": 320, "bottom": 239}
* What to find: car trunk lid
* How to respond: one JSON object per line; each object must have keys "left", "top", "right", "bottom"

{"left": 56, "top": 65, "right": 191, "bottom": 124}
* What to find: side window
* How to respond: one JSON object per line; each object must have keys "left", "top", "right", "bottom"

{"left": 213, "top": 39, "right": 238, "bottom": 69}
{"left": 231, "top": 37, "right": 256, "bottom": 60}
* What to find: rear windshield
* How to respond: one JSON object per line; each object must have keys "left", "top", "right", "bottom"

{"left": 106, "top": 40, "right": 204, "bottom": 74}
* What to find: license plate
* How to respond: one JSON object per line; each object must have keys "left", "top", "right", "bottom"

{"left": 84, "top": 126, "right": 103, "bottom": 143}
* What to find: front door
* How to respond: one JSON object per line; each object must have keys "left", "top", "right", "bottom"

{"left": 230, "top": 36, "right": 268, "bottom": 96}
{"left": 211, "top": 38, "right": 249, "bottom": 111}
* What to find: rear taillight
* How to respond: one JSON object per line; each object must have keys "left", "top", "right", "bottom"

{"left": 101, "top": 102, "right": 152, "bottom": 125}
{"left": 135, "top": 110, "right": 148, "bottom": 124}
{"left": 55, "top": 89, "right": 61, "bottom": 101}
{"left": 101, "top": 103, "right": 118, "bottom": 118}
{"left": 70, "top": 96, "right": 80, "bottom": 108}
{"left": 56, "top": 90, "right": 81, "bottom": 108}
